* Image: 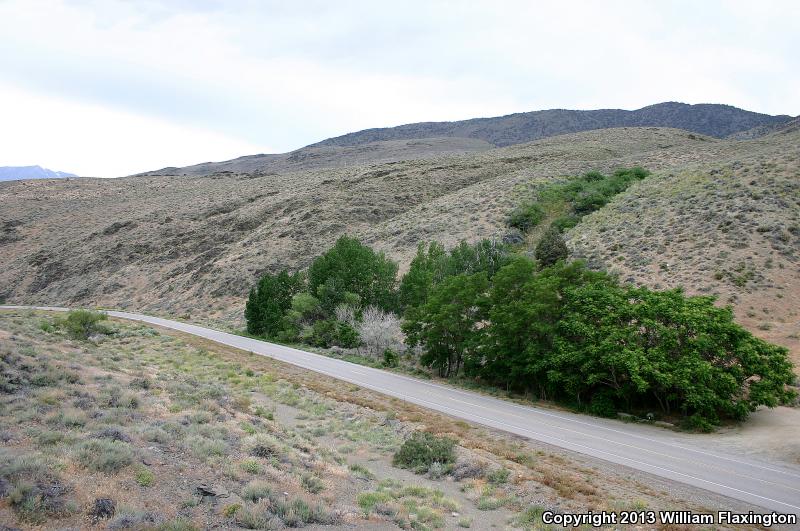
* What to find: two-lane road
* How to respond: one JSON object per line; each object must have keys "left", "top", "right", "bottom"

{"left": 3, "top": 305, "right": 799, "bottom": 514}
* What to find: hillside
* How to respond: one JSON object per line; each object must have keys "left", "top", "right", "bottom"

{"left": 1, "top": 125, "right": 798, "bottom": 363}
{"left": 138, "top": 137, "right": 494, "bottom": 177}
{"left": 314, "top": 102, "right": 791, "bottom": 148}
{"left": 0, "top": 166, "right": 77, "bottom": 181}
{"left": 137, "top": 102, "right": 793, "bottom": 177}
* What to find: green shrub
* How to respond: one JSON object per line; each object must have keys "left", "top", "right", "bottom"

{"left": 506, "top": 202, "right": 544, "bottom": 232}
{"left": 393, "top": 431, "right": 456, "bottom": 472}
{"left": 589, "top": 391, "right": 617, "bottom": 418}
{"left": 157, "top": 518, "right": 199, "bottom": 531}
{"left": 382, "top": 349, "right": 399, "bottom": 368}
{"left": 57, "top": 310, "right": 110, "bottom": 340}
{"left": 135, "top": 466, "right": 155, "bottom": 487}
{"left": 185, "top": 435, "right": 227, "bottom": 459}
{"left": 534, "top": 226, "right": 569, "bottom": 266}
{"left": 336, "top": 321, "right": 360, "bottom": 348}
{"left": 487, "top": 467, "right": 510, "bottom": 485}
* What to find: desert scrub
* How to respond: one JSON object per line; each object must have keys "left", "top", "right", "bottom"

{"left": 245, "top": 433, "right": 281, "bottom": 458}
{"left": 393, "top": 431, "right": 456, "bottom": 473}
{"left": 241, "top": 480, "right": 273, "bottom": 502}
{"left": 300, "top": 473, "right": 325, "bottom": 493}
{"left": 358, "top": 481, "right": 458, "bottom": 528}
{"left": 74, "top": 439, "right": 135, "bottom": 472}
{"left": 185, "top": 435, "right": 228, "bottom": 460}
{"left": 0, "top": 450, "right": 75, "bottom": 523}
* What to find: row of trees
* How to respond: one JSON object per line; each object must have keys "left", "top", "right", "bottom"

{"left": 246, "top": 237, "right": 513, "bottom": 358}
{"left": 401, "top": 256, "right": 795, "bottom": 428}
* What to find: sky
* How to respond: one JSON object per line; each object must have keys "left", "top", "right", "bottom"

{"left": 1, "top": 1, "right": 798, "bottom": 177}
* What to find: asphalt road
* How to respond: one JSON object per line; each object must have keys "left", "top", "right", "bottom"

{"left": 3, "top": 305, "right": 800, "bottom": 515}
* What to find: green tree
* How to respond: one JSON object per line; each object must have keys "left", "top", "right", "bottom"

{"left": 403, "top": 272, "right": 488, "bottom": 377}
{"left": 308, "top": 236, "right": 399, "bottom": 313}
{"left": 534, "top": 227, "right": 569, "bottom": 266}
{"left": 277, "top": 292, "right": 321, "bottom": 343}
{"left": 445, "top": 239, "right": 509, "bottom": 279}
{"left": 244, "top": 270, "right": 305, "bottom": 337}
{"left": 399, "top": 242, "right": 447, "bottom": 311}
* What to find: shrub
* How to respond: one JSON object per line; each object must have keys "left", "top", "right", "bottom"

{"left": 506, "top": 202, "right": 544, "bottom": 232}
{"left": 239, "top": 458, "right": 261, "bottom": 474}
{"left": 589, "top": 391, "right": 617, "bottom": 418}
{"left": 57, "top": 310, "right": 110, "bottom": 340}
{"left": 185, "top": 436, "right": 227, "bottom": 459}
{"left": 382, "top": 349, "right": 399, "bottom": 368}
{"left": 245, "top": 434, "right": 279, "bottom": 458}
{"left": 135, "top": 466, "right": 155, "bottom": 487}
{"left": 74, "top": 439, "right": 135, "bottom": 472}
{"left": 157, "top": 518, "right": 199, "bottom": 531}
{"left": 487, "top": 467, "right": 510, "bottom": 485}
{"left": 393, "top": 431, "right": 456, "bottom": 472}
{"left": 534, "top": 226, "right": 569, "bottom": 266}
{"left": 8, "top": 480, "right": 74, "bottom": 523}
{"left": 300, "top": 473, "right": 325, "bottom": 493}
{"left": 336, "top": 321, "right": 360, "bottom": 348}
{"left": 241, "top": 480, "right": 273, "bottom": 502}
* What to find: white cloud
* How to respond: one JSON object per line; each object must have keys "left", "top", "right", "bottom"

{"left": 0, "top": 83, "right": 265, "bottom": 176}
{"left": 0, "top": 0, "right": 797, "bottom": 175}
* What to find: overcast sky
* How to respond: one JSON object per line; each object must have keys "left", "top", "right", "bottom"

{"left": 1, "top": 0, "right": 798, "bottom": 176}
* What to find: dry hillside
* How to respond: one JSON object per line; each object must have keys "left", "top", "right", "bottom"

{"left": 1, "top": 126, "right": 798, "bottom": 361}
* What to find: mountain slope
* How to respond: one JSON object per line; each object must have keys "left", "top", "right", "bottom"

{"left": 0, "top": 165, "right": 77, "bottom": 181}
{"left": 137, "top": 102, "right": 793, "bottom": 177}
{"left": 313, "top": 102, "right": 791, "bottom": 147}
{"left": 137, "top": 137, "right": 493, "bottom": 177}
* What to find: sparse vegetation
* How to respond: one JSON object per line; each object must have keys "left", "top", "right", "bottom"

{"left": 1, "top": 300, "right": 787, "bottom": 529}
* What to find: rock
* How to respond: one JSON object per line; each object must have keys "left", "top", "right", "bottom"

{"left": 196, "top": 483, "right": 229, "bottom": 498}
{"left": 502, "top": 230, "right": 526, "bottom": 245}
{"left": 90, "top": 498, "right": 115, "bottom": 519}
{"left": 617, "top": 412, "right": 635, "bottom": 421}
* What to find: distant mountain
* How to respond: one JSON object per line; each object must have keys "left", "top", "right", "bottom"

{"left": 0, "top": 166, "right": 77, "bottom": 181}
{"left": 727, "top": 116, "right": 800, "bottom": 140}
{"left": 138, "top": 102, "right": 793, "bottom": 177}
{"left": 312, "top": 102, "right": 793, "bottom": 148}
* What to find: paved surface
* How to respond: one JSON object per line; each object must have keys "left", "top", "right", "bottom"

{"left": 3, "top": 305, "right": 800, "bottom": 514}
